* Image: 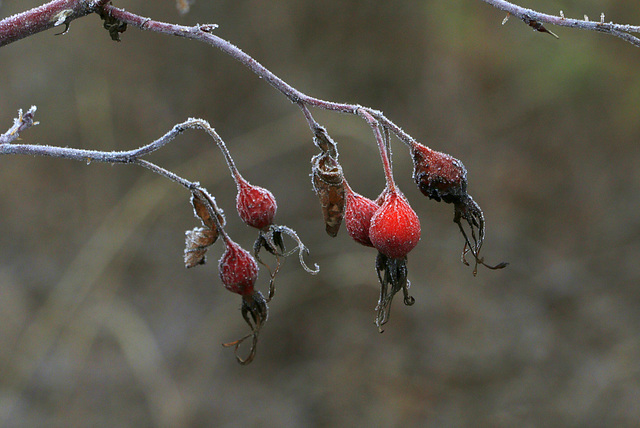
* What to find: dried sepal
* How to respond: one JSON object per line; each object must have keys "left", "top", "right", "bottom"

{"left": 184, "top": 227, "right": 218, "bottom": 268}
{"left": 222, "top": 291, "right": 268, "bottom": 365}
{"left": 183, "top": 187, "right": 224, "bottom": 268}
{"left": 374, "top": 252, "right": 415, "bottom": 332}
{"left": 454, "top": 195, "right": 508, "bottom": 275}
{"left": 98, "top": 8, "right": 127, "bottom": 42}
{"left": 191, "top": 188, "right": 225, "bottom": 229}
{"left": 311, "top": 152, "right": 345, "bottom": 237}
{"left": 253, "top": 225, "right": 319, "bottom": 300}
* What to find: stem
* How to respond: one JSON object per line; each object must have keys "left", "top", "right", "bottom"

{"left": 199, "top": 126, "right": 243, "bottom": 184}
{"left": 358, "top": 109, "right": 396, "bottom": 192}
{"left": 100, "top": 5, "right": 419, "bottom": 150}
{"left": 134, "top": 159, "right": 195, "bottom": 189}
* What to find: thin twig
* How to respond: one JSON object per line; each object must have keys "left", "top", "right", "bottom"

{"left": 0, "top": 106, "right": 39, "bottom": 144}
{"left": 480, "top": 0, "right": 640, "bottom": 47}
{"left": 100, "top": 5, "right": 419, "bottom": 150}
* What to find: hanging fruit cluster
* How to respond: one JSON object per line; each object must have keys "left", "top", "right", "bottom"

{"left": 311, "top": 109, "right": 506, "bottom": 331}
{"left": 183, "top": 130, "right": 317, "bottom": 365}
{"left": 184, "top": 113, "right": 504, "bottom": 364}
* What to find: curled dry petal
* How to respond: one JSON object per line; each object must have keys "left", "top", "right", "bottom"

{"left": 375, "top": 253, "right": 415, "bottom": 332}
{"left": 191, "top": 188, "right": 225, "bottom": 229}
{"left": 183, "top": 188, "right": 224, "bottom": 268}
{"left": 222, "top": 291, "right": 268, "bottom": 365}
{"left": 311, "top": 152, "right": 345, "bottom": 237}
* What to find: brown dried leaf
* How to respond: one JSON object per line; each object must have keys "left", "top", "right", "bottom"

{"left": 183, "top": 226, "right": 219, "bottom": 268}
{"left": 191, "top": 192, "right": 214, "bottom": 228}
{"left": 311, "top": 152, "right": 345, "bottom": 237}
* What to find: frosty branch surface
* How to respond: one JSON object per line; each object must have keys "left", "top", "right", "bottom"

{"left": 0, "top": 106, "right": 38, "bottom": 144}
{"left": 0, "top": 0, "right": 111, "bottom": 47}
{"left": 0, "top": 113, "right": 222, "bottom": 189}
{"left": 480, "top": 0, "right": 640, "bottom": 47}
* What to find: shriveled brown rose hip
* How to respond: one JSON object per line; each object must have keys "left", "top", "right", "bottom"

{"left": 411, "top": 142, "right": 468, "bottom": 204}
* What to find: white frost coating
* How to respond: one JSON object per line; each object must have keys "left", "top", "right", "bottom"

{"left": 52, "top": 9, "right": 73, "bottom": 26}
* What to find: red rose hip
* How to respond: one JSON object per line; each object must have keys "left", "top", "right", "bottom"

{"left": 369, "top": 189, "right": 421, "bottom": 259}
{"left": 219, "top": 236, "right": 259, "bottom": 296}
{"left": 344, "top": 180, "right": 379, "bottom": 247}
{"left": 236, "top": 176, "right": 277, "bottom": 230}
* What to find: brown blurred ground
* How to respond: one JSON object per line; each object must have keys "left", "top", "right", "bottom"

{"left": 1, "top": 0, "right": 640, "bottom": 426}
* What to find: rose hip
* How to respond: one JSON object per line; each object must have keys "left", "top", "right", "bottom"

{"left": 218, "top": 235, "right": 259, "bottom": 296}
{"left": 235, "top": 176, "right": 277, "bottom": 230}
{"left": 411, "top": 142, "right": 468, "bottom": 204}
{"left": 344, "top": 180, "right": 379, "bottom": 247}
{"left": 369, "top": 189, "right": 421, "bottom": 259}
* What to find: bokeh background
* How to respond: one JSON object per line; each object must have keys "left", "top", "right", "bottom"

{"left": 2, "top": 0, "right": 640, "bottom": 426}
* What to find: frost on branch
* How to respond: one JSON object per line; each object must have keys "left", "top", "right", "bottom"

{"left": 0, "top": 106, "right": 38, "bottom": 145}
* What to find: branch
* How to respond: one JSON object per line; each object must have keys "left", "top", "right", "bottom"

{"left": 0, "top": 106, "right": 39, "bottom": 144}
{"left": 0, "top": 0, "right": 109, "bottom": 47}
{"left": 481, "top": 0, "right": 640, "bottom": 47}
{"left": 100, "top": 5, "right": 419, "bottom": 150}
{"left": 0, "top": 114, "right": 223, "bottom": 189}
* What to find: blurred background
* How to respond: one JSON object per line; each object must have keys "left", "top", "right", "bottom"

{"left": 2, "top": 0, "right": 640, "bottom": 426}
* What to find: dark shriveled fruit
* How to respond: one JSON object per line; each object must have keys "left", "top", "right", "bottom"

{"left": 410, "top": 141, "right": 507, "bottom": 275}
{"left": 411, "top": 142, "right": 468, "bottom": 204}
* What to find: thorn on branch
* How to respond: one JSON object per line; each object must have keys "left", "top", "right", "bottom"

{"left": 522, "top": 14, "right": 559, "bottom": 39}
{"left": 52, "top": 9, "right": 73, "bottom": 36}
{"left": 198, "top": 24, "right": 219, "bottom": 33}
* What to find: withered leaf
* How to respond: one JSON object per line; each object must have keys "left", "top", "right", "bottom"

{"left": 311, "top": 152, "right": 345, "bottom": 237}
